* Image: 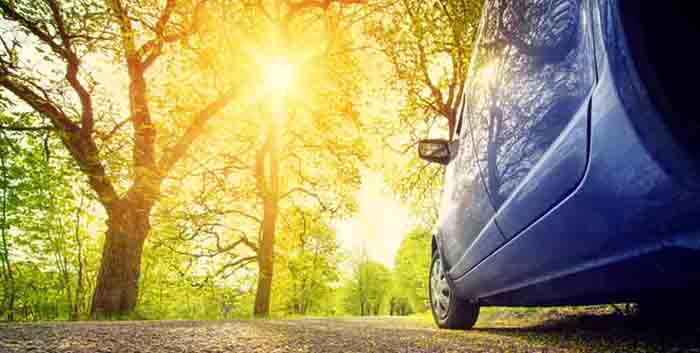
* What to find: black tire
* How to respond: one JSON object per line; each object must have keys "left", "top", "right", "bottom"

{"left": 429, "top": 252, "right": 480, "bottom": 330}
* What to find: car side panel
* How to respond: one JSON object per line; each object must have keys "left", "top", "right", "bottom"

{"left": 468, "top": 0, "right": 596, "bottom": 240}
{"left": 436, "top": 3, "right": 507, "bottom": 271}
{"left": 493, "top": 96, "right": 590, "bottom": 240}
{"left": 445, "top": 0, "right": 595, "bottom": 283}
{"left": 451, "top": 0, "right": 700, "bottom": 304}
{"left": 453, "top": 66, "right": 699, "bottom": 303}
{"left": 437, "top": 141, "right": 502, "bottom": 269}
{"left": 447, "top": 217, "right": 504, "bottom": 280}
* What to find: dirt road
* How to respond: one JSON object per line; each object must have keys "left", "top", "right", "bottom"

{"left": 2, "top": 308, "right": 699, "bottom": 353}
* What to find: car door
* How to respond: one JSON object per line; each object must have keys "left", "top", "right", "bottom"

{"left": 437, "top": 117, "right": 504, "bottom": 278}
{"left": 467, "top": 0, "right": 595, "bottom": 240}
{"left": 437, "top": 103, "right": 504, "bottom": 275}
{"left": 439, "top": 2, "right": 511, "bottom": 280}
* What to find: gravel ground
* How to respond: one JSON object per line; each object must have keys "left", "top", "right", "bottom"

{"left": 2, "top": 308, "right": 700, "bottom": 353}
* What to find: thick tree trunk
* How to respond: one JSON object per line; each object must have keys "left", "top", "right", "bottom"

{"left": 91, "top": 201, "right": 150, "bottom": 318}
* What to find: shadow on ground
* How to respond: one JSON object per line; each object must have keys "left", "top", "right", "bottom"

{"left": 475, "top": 310, "right": 700, "bottom": 353}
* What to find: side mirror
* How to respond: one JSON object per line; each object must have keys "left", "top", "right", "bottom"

{"left": 418, "top": 139, "right": 453, "bottom": 165}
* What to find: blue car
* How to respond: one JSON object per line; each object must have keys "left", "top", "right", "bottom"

{"left": 419, "top": 0, "right": 700, "bottom": 329}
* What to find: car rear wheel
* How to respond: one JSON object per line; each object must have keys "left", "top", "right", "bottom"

{"left": 429, "top": 253, "right": 480, "bottom": 329}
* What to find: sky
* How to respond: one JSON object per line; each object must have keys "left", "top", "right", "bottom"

{"left": 327, "top": 41, "right": 424, "bottom": 270}
{"left": 334, "top": 170, "right": 416, "bottom": 269}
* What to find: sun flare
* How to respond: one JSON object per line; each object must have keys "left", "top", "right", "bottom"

{"left": 262, "top": 56, "right": 297, "bottom": 95}
{"left": 478, "top": 61, "right": 498, "bottom": 85}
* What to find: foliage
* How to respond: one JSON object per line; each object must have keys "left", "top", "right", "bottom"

{"left": 342, "top": 258, "right": 392, "bottom": 316}
{"left": 0, "top": 0, "right": 484, "bottom": 321}
{"left": 142, "top": 0, "right": 372, "bottom": 316}
{"left": 271, "top": 210, "right": 343, "bottom": 316}
{"left": 364, "top": 0, "right": 483, "bottom": 220}
{"left": 0, "top": 112, "right": 100, "bottom": 320}
{"left": 393, "top": 227, "right": 431, "bottom": 313}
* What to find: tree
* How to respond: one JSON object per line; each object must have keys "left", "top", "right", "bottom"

{"left": 0, "top": 0, "right": 460, "bottom": 321}
{"left": 0, "top": 0, "right": 245, "bottom": 316}
{"left": 272, "top": 209, "right": 342, "bottom": 315}
{"left": 245, "top": 0, "right": 370, "bottom": 317}
{"left": 393, "top": 227, "right": 431, "bottom": 312}
{"left": 364, "top": 0, "right": 483, "bottom": 217}
{"left": 388, "top": 295, "right": 412, "bottom": 316}
{"left": 343, "top": 258, "right": 391, "bottom": 316}
{"left": 0, "top": 123, "right": 15, "bottom": 320}
{"left": 143, "top": 0, "right": 372, "bottom": 317}
{"left": 368, "top": 0, "right": 482, "bottom": 140}
{"left": 0, "top": 112, "right": 97, "bottom": 320}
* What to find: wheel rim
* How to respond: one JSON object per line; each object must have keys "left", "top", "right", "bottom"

{"left": 431, "top": 258, "right": 451, "bottom": 319}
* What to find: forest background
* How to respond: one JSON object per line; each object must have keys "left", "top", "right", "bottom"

{"left": 0, "top": 0, "right": 482, "bottom": 320}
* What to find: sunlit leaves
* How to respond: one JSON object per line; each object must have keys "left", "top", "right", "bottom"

{"left": 272, "top": 209, "right": 343, "bottom": 315}
{"left": 394, "top": 227, "right": 431, "bottom": 313}
{"left": 0, "top": 113, "right": 100, "bottom": 320}
{"left": 363, "top": 0, "right": 483, "bottom": 219}
{"left": 342, "top": 259, "right": 391, "bottom": 316}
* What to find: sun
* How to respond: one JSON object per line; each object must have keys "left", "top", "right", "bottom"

{"left": 262, "top": 56, "right": 297, "bottom": 95}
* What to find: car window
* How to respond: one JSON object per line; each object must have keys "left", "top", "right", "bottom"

{"left": 499, "top": 0, "right": 580, "bottom": 61}
{"left": 464, "top": 0, "right": 594, "bottom": 207}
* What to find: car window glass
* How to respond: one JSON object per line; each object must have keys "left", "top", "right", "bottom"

{"left": 464, "top": 0, "right": 593, "bottom": 207}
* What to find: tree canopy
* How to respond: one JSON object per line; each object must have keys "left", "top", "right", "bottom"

{"left": 0, "top": 0, "right": 484, "bottom": 321}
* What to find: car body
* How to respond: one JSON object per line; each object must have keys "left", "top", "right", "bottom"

{"left": 422, "top": 0, "right": 700, "bottom": 326}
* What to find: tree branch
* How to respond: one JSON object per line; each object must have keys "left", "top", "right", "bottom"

{"left": 46, "top": 0, "right": 95, "bottom": 137}
{"left": 96, "top": 117, "right": 130, "bottom": 142}
{"left": 0, "top": 1, "right": 68, "bottom": 58}
{"left": 0, "top": 74, "right": 119, "bottom": 207}
{"left": 109, "top": 0, "right": 159, "bottom": 185}
{"left": 221, "top": 208, "right": 262, "bottom": 224}
{"left": 0, "top": 125, "right": 55, "bottom": 132}
{"left": 140, "top": 0, "right": 207, "bottom": 71}
{"left": 158, "top": 88, "right": 238, "bottom": 177}
{"left": 280, "top": 186, "right": 331, "bottom": 212}
{"left": 215, "top": 256, "right": 257, "bottom": 278}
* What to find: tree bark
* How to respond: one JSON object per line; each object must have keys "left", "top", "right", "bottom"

{"left": 253, "top": 120, "right": 280, "bottom": 317}
{"left": 253, "top": 198, "right": 278, "bottom": 316}
{"left": 91, "top": 201, "right": 150, "bottom": 318}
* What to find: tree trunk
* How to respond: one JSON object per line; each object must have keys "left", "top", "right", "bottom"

{"left": 71, "top": 195, "right": 85, "bottom": 320}
{"left": 91, "top": 201, "right": 150, "bottom": 318}
{"left": 253, "top": 198, "right": 278, "bottom": 316}
{"left": 253, "top": 117, "right": 280, "bottom": 317}
{"left": 0, "top": 153, "right": 15, "bottom": 321}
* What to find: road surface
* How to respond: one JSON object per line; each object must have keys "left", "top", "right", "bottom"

{"left": 1, "top": 308, "right": 699, "bottom": 353}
